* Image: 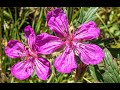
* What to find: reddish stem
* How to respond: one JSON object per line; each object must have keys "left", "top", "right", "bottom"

{"left": 74, "top": 61, "right": 88, "bottom": 82}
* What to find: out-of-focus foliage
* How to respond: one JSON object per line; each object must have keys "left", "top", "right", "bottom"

{"left": 0, "top": 7, "right": 120, "bottom": 83}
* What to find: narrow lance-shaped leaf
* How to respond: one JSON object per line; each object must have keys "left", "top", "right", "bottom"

{"left": 77, "top": 7, "right": 85, "bottom": 24}
{"left": 35, "top": 7, "right": 44, "bottom": 34}
{"left": 89, "top": 65, "right": 104, "bottom": 82}
{"left": 76, "top": 7, "right": 98, "bottom": 27}
{"left": 66, "top": 7, "right": 73, "bottom": 24}
{"left": 103, "top": 48, "right": 120, "bottom": 83}
{"left": 82, "top": 7, "right": 98, "bottom": 23}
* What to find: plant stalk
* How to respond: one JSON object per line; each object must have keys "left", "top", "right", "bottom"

{"left": 74, "top": 61, "right": 88, "bottom": 82}
{"left": 0, "top": 7, "right": 3, "bottom": 73}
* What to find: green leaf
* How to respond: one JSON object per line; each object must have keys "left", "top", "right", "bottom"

{"left": 31, "top": 69, "right": 36, "bottom": 78}
{"left": 35, "top": 7, "right": 44, "bottom": 34}
{"left": 76, "top": 7, "right": 98, "bottom": 27}
{"left": 103, "top": 72, "right": 115, "bottom": 83}
{"left": 89, "top": 65, "right": 104, "bottom": 82}
{"left": 103, "top": 48, "right": 120, "bottom": 83}
{"left": 77, "top": 7, "right": 85, "bottom": 24}
{"left": 66, "top": 7, "right": 73, "bottom": 24}
{"left": 82, "top": 7, "right": 98, "bottom": 23}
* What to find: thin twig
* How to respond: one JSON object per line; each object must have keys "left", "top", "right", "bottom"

{"left": 47, "top": 73, "right": 54, "bottom": 83}
{"left": 83, "top": 77, "right": 92, "bottom": 83}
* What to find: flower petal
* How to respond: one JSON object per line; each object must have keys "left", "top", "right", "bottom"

{"left": 5, "top": 40, "right": 28, "bottom": 58}
{"left": 54, "top": 47, "right": 77, "bottom": 73}
{"left": 74, "top": 21, "right": 100, "bottom": 41}
{"left": 35, "top": 33, "right": 64, "bottom": 54}
{"left": 76, "top": 43, "right": 104, "bottom": 65}
{"left": 11, "top": 58, "right": 34, "bottom": 80}
{"left": 35, "top": 58, "right": 50, "bottom": 80}
{"left": 46, "top": 8, "right": 69, "bottom": 38}
{"left": 24, "top": 25, "right": 36, "bottom": 50}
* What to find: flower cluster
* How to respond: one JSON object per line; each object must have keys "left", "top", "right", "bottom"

{"left": 5, "top": 8, "right": 104, "bottom": 80}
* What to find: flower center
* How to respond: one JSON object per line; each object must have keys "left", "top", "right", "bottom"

{"left": 28, "top": 49, "right": 37, "bottom": 58}
{"left": 26, "top": 47, "right": 38, "bottom": 58}
{"left": 65, "top": 34, "right": 74, "bottom": 48}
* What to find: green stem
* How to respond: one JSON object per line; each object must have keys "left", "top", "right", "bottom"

{"left": 47, "top": 73, "right": 54, "bottom": 83}
{"left": 18, "top": 14, "right": 26, "bottom": 30}
{"left": 10, "top": 77, "right": 15, "bottom": 83}
{"left": 96, "top": 13, "right": 117, "bottom": 44}
{"left": 8, "top": 8, "right": 14, "bottom": 24}
{"left": 47, "top": 60, "right": 56, "bottom": 83}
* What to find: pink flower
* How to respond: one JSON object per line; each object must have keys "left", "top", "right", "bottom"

{"left": 35, "top": 8, "right": 104, "bottom": 73}
{"left": 5, "top": 25, "right": 50, "bottom": 80}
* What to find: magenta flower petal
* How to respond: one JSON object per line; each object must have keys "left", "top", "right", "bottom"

{"left": 24, "top": 25, "right": 36, "bottom": 50}
{"left": 5, "top": 40, "right": 28, "bottom": 58}
{"left": 74, "top": 21, "right": 100, "bottom": 41}
{"left": 54, "top": 47, "right": 77, "bottom": 73}
{"left": 76, "top": 43, "right": 104, "bottom": 65}
{"left": 35, "top": 58, "right": 50, "bottom": 80}
{"left": 11, "top": 58, "right": 34, "bottom": 80}
{"left": 35, "top": 33, "right": 64, "bottom": 54}
{"left": 46, "top": 8, "right": 69, "bottom": 38}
